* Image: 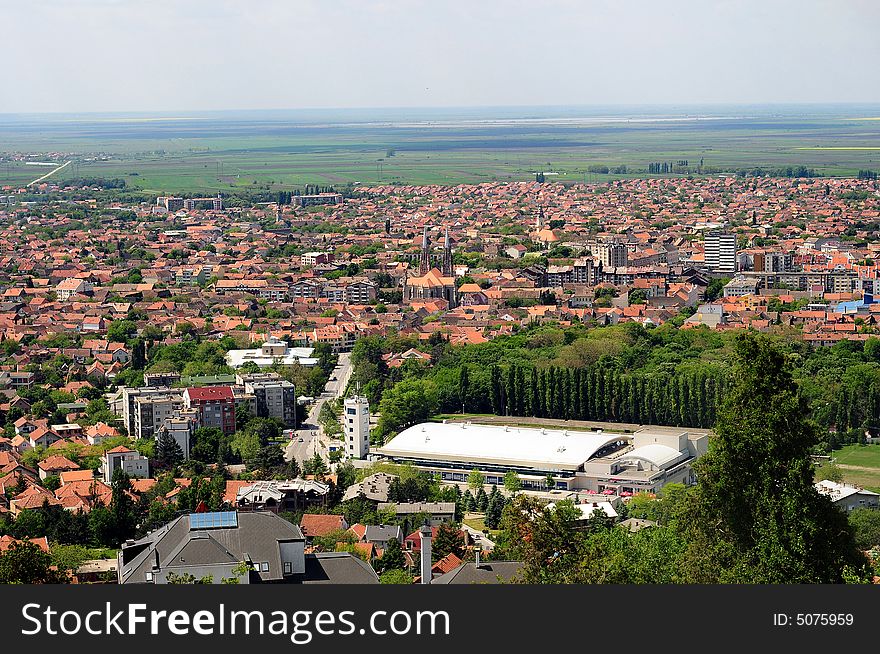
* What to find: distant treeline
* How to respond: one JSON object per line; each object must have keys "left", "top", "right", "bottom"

{"left": 585, "top": 165, "right": 630, "bottom": 175}
{"left": 857, "top": 169, "right": 879, "bottom": 180}
{"left": 647, "top": 160, "right": 696, "bottom": 174}
{"left": 65, "top": 177, "right": 127, "bottom": 189}
{"left": 570, "top": 162, "right": 828, "bottom": 179}
{"left": 734, "top": 166, "right": 818, "bottom": 178}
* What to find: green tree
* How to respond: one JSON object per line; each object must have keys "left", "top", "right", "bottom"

{"left": 377, "top": 379, "right": 438, "bottom": 437}
{"left": 503, "top": 470, "right": 522, "bottom": 494}
{"left": 377, "top": 537, "right": 406, "bottom": 573}
{"left": 230, "top": 430, "right": 261, "bottom": 463}
{"left": 166, "top": 572, "right": 214, "bottom": 584}
{"left": 0, "top": 541, "right": 67, "bottom": 584}
{"left": 680, "top": 334, "right": 869, "bottom": 583}
{"left": 41, "top": 475, "right": 61, "bottom": 492}
{"left": 848, "top": 508, "right": 880, "bottom": 550}
{"left": 250, "top": 445, "right": 284, "bottom": 474}
{"left": 131, "top": 339, "right": 147, "bottom": 369}
{"left": 432, "top": 523, "right": 464, "bottom": 562}
{"left": 108, "top": 469, "right": 138, "bottom": 547}
{"left": 107, "top": 320, "right": 138, "bottom": 343}
{"left": 475, "top": 487, "right": 488, "bottom": 512}
{"left": 380, "top": 568, "right": 414, "bottom": 584}
{"left": 467, "top": 468, "right": 485, "bottom": 492}
{"left": 302, "top": 452, "right": 328, "bottom": 479}
{"left": 458, "top": 365, "right": 470, "bottom": 414}
{"left": 815, "top": 464, "right": 844, "bottom": 483}
{"left": 154, "top": 429, "right": 184, "bottom": 470}
{"left": 490, "top": 366, "right": 502, "bottom": 414}
{"left": 485, "top": 493, "right": 506, "bottom": 530}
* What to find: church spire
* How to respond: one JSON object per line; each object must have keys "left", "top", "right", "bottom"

{"left": 536, "top": 205, "right": 545, "bottom": 230}
{"left": 442, "top": 227, "right": 453, "bottom": 276}
{"left": 419, "top": 226, "right": 430, "bottom": 275}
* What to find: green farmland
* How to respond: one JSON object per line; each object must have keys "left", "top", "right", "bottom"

{"left": 2, "top": 105, "right": 880, "bottom": 193}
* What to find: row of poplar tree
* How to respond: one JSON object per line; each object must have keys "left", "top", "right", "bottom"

{"left": 486, "top": 364, "right": 730, "bottom": 429}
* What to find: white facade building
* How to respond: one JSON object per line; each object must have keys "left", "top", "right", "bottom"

{"left": 815, "top": 480, "right": 880, "bottom": 512}
{"left": 376, "top": 422, "right": 708, "bottom": 493}
{"left": 343, "top": 395, "right": 370, "bottom": 459}
{"left": 705, "top": 231, "right": 738, "bottom": 274}
{"left": 225, "top": 337, "right": 318, "bottom": 369}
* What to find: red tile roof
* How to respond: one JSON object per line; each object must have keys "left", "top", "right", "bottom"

{"left": 300, "top": 514, "right": 347, "bottom": 537}
{"left": 0, "top": 535, "right": 49, "bottom": 553}
{"left": 186, "top": 386, "right": 234, "bottom": 401}
{"left": 37, "top": 455, "right": 80, "bottom": 472}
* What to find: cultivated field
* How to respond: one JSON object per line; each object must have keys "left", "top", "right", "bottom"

{"left": 2, "top": 105, "right": 880, "bottom": 193}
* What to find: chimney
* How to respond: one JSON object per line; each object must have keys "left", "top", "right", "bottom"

{"left": 474, "top": 547, "right": 481, "bottom": 567}
{"left": 419, "top": 526, "right": 432, "bottom": 585}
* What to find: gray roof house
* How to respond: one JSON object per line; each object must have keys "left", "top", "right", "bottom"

{"left": 363, "top": 524, "right": 404, "bottom": 550}
{"left": 302, "top": 552, "right": 380, "bottom": 584}
{"left": 118, "top": 511, "right": 377, "bottom": 584}
{"left": 431, "top": 561, "right": 524, "bottom": 585}
{"left": 377, "top": 502, "right": 457, "bottom": 526}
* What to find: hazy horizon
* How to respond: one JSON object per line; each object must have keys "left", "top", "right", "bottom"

{"left": 2, "top": 102, "right": 880, "bottom": 123}
{"left": 3, "top": 0, "right": 879, "bottom": 114}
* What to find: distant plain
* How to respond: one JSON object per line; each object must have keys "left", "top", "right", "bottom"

{"left": 1, "top": 105, "right": 880, "bottom": 193}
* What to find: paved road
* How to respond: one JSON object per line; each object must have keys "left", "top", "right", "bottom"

{"left": 284, "top": 352, "right": 352, "bottom": 465}
{"left": 27, "top": 160, "right": 71, "bottom": 187}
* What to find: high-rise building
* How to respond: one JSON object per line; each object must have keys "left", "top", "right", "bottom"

{"left": 183, "top": 387, "right": 237, "bottom": 435}
{"left": 705, "top": 231, "right": 737, "bottom": 274}
{"left": 343, "top": 395, "right": 370, "bottom": 459}
{"left": 156, "top": 196, "right": 184, "bottom": 211}
{"left": 595, "top": 240, "right": 628, "bottom": 269}
{"left": 133, "top": 391, "right": 185, "bottom": 440}
{"left": 240, "top": 374, "right": 297, "bottom": 427}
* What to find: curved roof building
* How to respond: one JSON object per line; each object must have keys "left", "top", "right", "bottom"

{"left": 376, "top": 421, "right": 709, "bottom": 494}
{"left": 377, "top": 421, "right": 627, "bottom": 475}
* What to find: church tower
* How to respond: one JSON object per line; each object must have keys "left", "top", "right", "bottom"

{"left": 419, "top": 226, "right": 430, "bottom": 275}
{"left": 535, "top": 206, "right": 545, "bottom": 230}
{"left": 442, "top": 228, "right": 453, "bottom": 276}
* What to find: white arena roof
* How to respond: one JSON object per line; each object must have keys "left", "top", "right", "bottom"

{"left": 377, "top": 422, "right": 627, "bottom": 471}
{"left": 618, "top": 444, "right": 685, "bottom": 468}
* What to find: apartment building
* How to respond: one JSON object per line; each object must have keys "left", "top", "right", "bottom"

{"left": 122, "top": 386, "right": 180, "bottom": 435}
{"left": 595, "top": 241, "right": 629, "bottom": 269}
{"left": 156, "top": 196, "right": 184, "bottom": 211}
{"left": 240, "top": 374, "right": 297, "bottom": 427}
{"left": 704, "top": 231, "right": 737, "bottom": 274}
{"left": 156, "top": 409, "right": 198, "bottom": 460}
{"left": 546, "top": 258, "right": 595, "bottom": 287}
{"left": 293, "top": 193, "right": 343, "bottom": 207}
{"left": 133, "top": 391, "right": 185, "bottom": 440}
{"left": 300, "top": 252, "right": 334, "bottom": 267}
{"left": 183, "top": 386, "right": 237, "bottom": 435}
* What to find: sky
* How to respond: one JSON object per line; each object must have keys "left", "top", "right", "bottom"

{"left": 2, "top": 0, "right": 879, "bottom": 114}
